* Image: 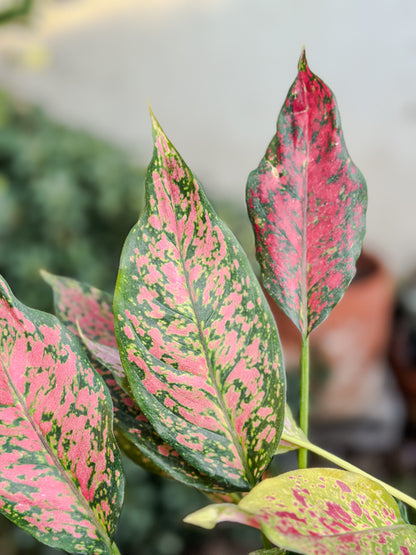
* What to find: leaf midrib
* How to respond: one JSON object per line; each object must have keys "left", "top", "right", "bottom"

{"left": 166, "top": 169, "right": 256, "bottom": 488}
{"left": 2, "top": 324, "right": 113, "bottom": 554}
{"left": 300, "top": 81, "right": 310, "bottom": 338}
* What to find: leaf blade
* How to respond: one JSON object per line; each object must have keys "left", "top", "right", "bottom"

{"left": 42, "top": 272, "right": 230, "bottom": 492}
{"left": 246, "top": 51, "right": 367, "bottom": 336}
{"left": 185, "top": 468, "right": 416, "bottom": 555}
{"left": 114, "top": 113, "right": 285, "bottom": 489}
{"left": 0, "top": 276, "right": 124, "bottom": 554}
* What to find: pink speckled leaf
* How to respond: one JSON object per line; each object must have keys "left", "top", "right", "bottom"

{"left": 185, "top": 468, "right": 416, "bottom": 554}
{"left": 42, "top": 272, "right": 230, "bottom": 492}
{"left": 0, "top": 276, "right": 124, "bottom": 554}
{"left": 41, "top": 271, "right": 128, "bottom": 394}
{"left": 114, "top": 113, "right": 285, "bottom": 490}
{"left": 247, "top": 51, "right": 367, "bottom": 336}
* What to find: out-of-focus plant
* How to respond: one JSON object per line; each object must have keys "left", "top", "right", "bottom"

{"left": 0, "top": 0, "right": 33, "bottom": 25}
{"left": 0, "top": 90, "right": 146, "bottom": 311}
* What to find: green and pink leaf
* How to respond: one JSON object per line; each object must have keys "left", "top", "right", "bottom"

{"left": 185, "top": 468, "right": 416, "bottom": 554}
{"left": 40, "top": 271, "right": 116, "bottom": 348}
{"left": 42, "top": 272, "right": 229, "bottom": 492}
{"left": 0, "top": 276, "right": 124, "bottom": 554}
{"left": 246, "top": 51, "right": 367, "bottom": 336}
{"left": 114, "top": 112, "right": 285, "bottom": 490}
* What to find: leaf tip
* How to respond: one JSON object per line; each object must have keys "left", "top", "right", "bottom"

{"left": 39, "top": 268, "right": 52, "bottom": 284}
{"left": 298, "top": 46, "right": 308, "bottom": 72}
{"left": 183, "top": 507, "right": 217, "bottom": 530}
{"left": 148, "top": 104, "right": 162, "bottom": 139}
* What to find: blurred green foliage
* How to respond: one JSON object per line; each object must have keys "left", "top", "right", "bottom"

{"left": 0, "top": 89, "right": 146, "bottom": 311}
{"left": 0, "top": 90, "right": 259, "bottom": 554}
{"left": 0, "top": 0, "right": 33, "bottom": 25}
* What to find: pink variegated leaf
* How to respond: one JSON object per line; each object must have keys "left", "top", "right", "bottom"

{"left": 247, "top": 51, "right": 367, "bottom": 336}
{"left": 185, "top": 468, "right": 416, "bottom": 554}
{"left": 41, "top": 271, "right": 129, "bottom": 395}
{"left": 77, "top": 329, "right": 128, "bottom": 393}
{"left": 114, "top": 112, "right": 285, "bottom": 490}
{"left": 0, "top": 275, "right": 124, "bottom": 554}
{"left": 42, "top": 272, "right": 230, "bottom": 492}
{"left": 40, "top": 271, "right": 116, "bottom": 347}
{"left": 80, "top": 332, "right": 232, "bottom": 492}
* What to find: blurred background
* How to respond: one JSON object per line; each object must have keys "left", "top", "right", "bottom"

{"left": 0, "top": 1, "right": 415, "bottom": 554}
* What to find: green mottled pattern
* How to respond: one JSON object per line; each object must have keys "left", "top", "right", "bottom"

{"left": 114, "top": 113, "right": 285, "bottom": 490}
{"left": 43, "top": 272, "right": 230, "bottom": 492}
{"left": 246, "top": 51, "right": 367, "bottom": 336}
{"left": 0, "top": 276, "right": 124, "bottom": 554}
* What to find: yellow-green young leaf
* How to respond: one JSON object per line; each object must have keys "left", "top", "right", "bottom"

{"left": 185, "top": 468, "right": 416, "bottom": 555}
{"left": 0, "top": 276, "right": 124, "bottom": 554}
{"left": 249, "top": 550, "right": 286, "bottom": 555}
{"left": 276, "top": 404, "right": 307, "bottom": 454}
{"left": 114, "top": 112, "right": 285, "bottom": 490}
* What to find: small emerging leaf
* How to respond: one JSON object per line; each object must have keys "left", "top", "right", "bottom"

{"left": 185, "top": 468, "right": 416, "bottom": 554}
{"left": 276, "top": 404, "right": 307, "bottom": 454}
{"left": 0, "top": 276, "right": 124, "bottom": 554}
{"left": 247, "top": 50, "right": 367, "bottom": 336}
{"left": 114, "top": 112, "right": 285, "bottom": 490}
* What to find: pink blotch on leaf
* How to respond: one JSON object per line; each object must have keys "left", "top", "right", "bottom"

{"left": 350, "top": 500, "right": 362, "bottom": 517}
{"left": 324, "top": 501, "right": 353, "bottom": 526}
{"left": 336, "top": 480, "right": 352, "bottom": 495}
{"left": 123, "top": 325, "right": 134, "bottom": 340}
{"left": 176, "top": 433, "right": 204, "bottom": 452}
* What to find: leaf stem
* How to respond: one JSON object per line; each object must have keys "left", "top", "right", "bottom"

{"left": 281, "top": 432, "right": 416, "bottom": 511}
{"left": 261, "top": 531, "right": 273, "bottom": 549}
{"left": 110, "top": 542, "right": 122, "bottom": 555}
{"left": 298, "top": 335, "right": 310, "bottom": 469}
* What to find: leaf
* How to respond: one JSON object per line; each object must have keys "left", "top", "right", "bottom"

{"left": 185, "top": 468, "right": 416, "bottom": 555}
{"left": 249, "top": 550, "right": 287, "bottom": 555}
{"left": 41, "top": 271, "right": 129, "bottom": 394}
{"left": 40, "top": 271, "right": 116, "bottom": 347}
{"left": 42, "top": 271, "right": 231, "bottom": 492}
{"left": 0, "top": 275, "right": 124, "bottom": 554}
{"left": 114, "top": 112, "right": 285, "bottom": 490}
{"left": 276, "top": 404, "right": 307, "bottom": 454}
{"left": 246, "top": 50, "right": 367, "bottom": 336}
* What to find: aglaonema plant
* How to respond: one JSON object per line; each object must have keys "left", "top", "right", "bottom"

{"left": 1, "top": 49, "right": 416, "bottom": 554}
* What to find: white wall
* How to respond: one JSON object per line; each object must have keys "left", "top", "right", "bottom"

{"left": 1, "top": 0, "right": 415, "bottom": 274}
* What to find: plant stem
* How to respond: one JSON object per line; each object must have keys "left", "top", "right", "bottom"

{"left": 298, "top": 335, "right": 310, "bottom": 469}
{"left": 281, "top": 432, "right": 416, "bottom": 511}
{"left": 261, "top": 531, "right": 273, "bottom": 549}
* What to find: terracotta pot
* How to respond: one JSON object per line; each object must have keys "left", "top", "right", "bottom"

{"left": 266, "top": 251, "right": 403, "bottom": 449}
